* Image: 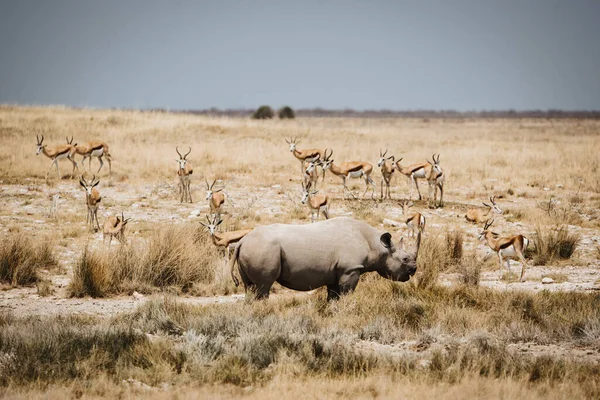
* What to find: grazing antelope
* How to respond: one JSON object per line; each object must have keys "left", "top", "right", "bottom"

{"left": 395, "top": 154, "right": 444, "bottom": 207}
{"left": 175, "top": 146, "right": 193, "bottom": 203}
{"left": 199, "top": 215, "right": 252, "bottom": 285}
{"left": 35, "top": 134, "right": 79, "bottom": 181}
{"left": 286, "top": 137, "right": 325, "bottom": 175}
{"left": 304, "top": 159, "right": 322, "bottom": 191}
{"left": 466, "top": 196, "right": 503, "bottom": 224}
{"left": 320, "top": 149, "right": 376, "bottom": 199}
{"left": 206, "top": 179, "right": 225, "bottom": 220}
{"left": 377, "top": 149, "right": 395, "bottom": 200}
{"left": 103, "top": 212, "right": 131, "bottom": 245}
{"left": 79, "top": 175, "right": 101, "bottom": 231}
{"left": 400, "top": 200, "right": 426, "bottom": 237}
{"left": 301, "top": 181, "right": 332, "bottom": 223}
{"left": 70, "top": 139, "right": 112, "bottom": 175}
{"left": 479, "top": 219, "right": 529, "bottom": 282}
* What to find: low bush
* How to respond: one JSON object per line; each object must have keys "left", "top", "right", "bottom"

{"left": 533, "top": 225, "right": 580, "bottom": 265}
{"left": 0, "top": 232, "right": 57, "bottom": 286}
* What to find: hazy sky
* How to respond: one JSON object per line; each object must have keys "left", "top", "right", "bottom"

{"left": 1, "top": 0, "right": 599, "bottom": 111}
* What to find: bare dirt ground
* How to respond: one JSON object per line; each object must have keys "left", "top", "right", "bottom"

{"left": 1, "top": 175, "right": 599, "bottom": 318}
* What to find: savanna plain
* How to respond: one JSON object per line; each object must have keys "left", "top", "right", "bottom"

{"left": 1, "top": 105, "right": 599, "bottom": 399}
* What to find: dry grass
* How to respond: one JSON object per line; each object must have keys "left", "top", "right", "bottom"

{"left": 533, "top": 225, "right": 581, "bottom": 265}
{"left": 0, "top": 232, "right": 58, "bottom": 286}
{"left": 414, "top": 229, "right": 464, "bottom": 289}
{"left": 1, "top": 106, "right": 599, "bottom": 194}
{"left": 68, "top": 225, "right": 223, "bottom": 297}
{"left": 1, "top": 286, "right": 599, "bottom": 397}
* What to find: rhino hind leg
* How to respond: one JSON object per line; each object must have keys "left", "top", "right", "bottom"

{"left": 327, "top": 265, "right": 363, "bottom": 301}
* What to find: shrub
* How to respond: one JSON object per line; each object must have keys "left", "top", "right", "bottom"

{"left": 533, "top": 225, "right": 580, "bottom": 265}
{"left": 278, "top": 106, "right": 295, "bottom": 119}
{"left": 0, "top": 232, "right": 57, "bottom": 286}
{"left": 252, "top": 105, "right": 274, "bottom": 119}
{"left": 415, "top": 229, "right": 464, "bottom": 289}
{"left": 69, "top": 224, "right": 221, "bottom": 297}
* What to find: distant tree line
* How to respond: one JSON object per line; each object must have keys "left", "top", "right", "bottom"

{"left": 146, "top": 107, "right": 600, "bottom": 119}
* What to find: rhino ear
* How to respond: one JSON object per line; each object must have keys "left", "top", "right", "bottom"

{"left": 380, "top": 233, "right": 397, "bottom": 253}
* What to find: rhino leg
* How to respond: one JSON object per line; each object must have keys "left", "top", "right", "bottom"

{"left": 327, "top": 265, "right": 363, "bottom": 301}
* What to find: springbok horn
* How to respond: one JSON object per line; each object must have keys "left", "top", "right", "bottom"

{"left": 183, "top": 147, "right": 191, "bottom": 159}
{"left": 176, "top": 146, "right": 182, "bottom": 158}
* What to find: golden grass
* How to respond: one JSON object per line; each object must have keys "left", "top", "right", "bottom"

{"left": 1, "top": 105, "right": 599, "bottom": 194}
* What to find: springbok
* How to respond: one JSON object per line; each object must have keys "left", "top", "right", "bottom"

{"left": 395, "top": 154, "right": 444, "bottom": 207}
{"left": 301, "top": 181, "right": 331, "bottom": 223}
{"left": 79, "top": 175, "right": 101, "bottom": 231}
{"left": 175, "top": 146, "right": 193, "bottom": 203}
{"left": 320, "top": 149, "right": 376, "bottom": 199}
{"left": 206, "top": 179, "right": 225, "bottom": 220}
{"left": 36, "top": 134, "right": 79, "bottom": 181}
{"left": 479, "top": 219, "right": 529, "bottom": 282}
{"left": 377, "top": 149, "right": 395, "bottom": 200}
{"left": 286, "top": 137, "right": 325, "bottom": 175}
{"left": 399, "top": 200, "right": 426, "bottom": 237}
{"left": 199, "top": 215, "right": 252, "bottom": 285}
{"left": 103, "top": 212, "right": 131, "bottom": 245}
{"left": 303, "top": 159, "right": 322, "bottom": 191}
{"left": 466, "top": 196, "right": 503, "bottom": 224}
{"left": 69, "top": 139, "right": 112, "bottom": 175}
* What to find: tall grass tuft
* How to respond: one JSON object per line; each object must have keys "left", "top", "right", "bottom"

{"left": 415, "top": 229, "right": 464, "bottom": 289}
{"left": 533, "top": 225, "right": 580, "bottom": 265}
{"left": 0, "top": 232, "right": 57, "bottom": 286}
{"left": 69, "top": 224, "right": 220, "bottom": 297}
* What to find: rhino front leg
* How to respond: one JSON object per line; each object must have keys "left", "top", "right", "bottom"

{"left": 327, "top": 265, "right": 364, "bottom": 301}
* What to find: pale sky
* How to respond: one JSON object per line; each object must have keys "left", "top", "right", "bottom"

{"left": 1, "top": 0, "right": 599, "bottom": 111}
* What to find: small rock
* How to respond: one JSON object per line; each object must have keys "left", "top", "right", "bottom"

{"left": 542, "top": 277, "right": 554, "bottom": 284}
{"left": 189, "top": 209, "right": 201, "bottom": 217}
{"left": 556, "top": 184, "right": 563, "bottom": 188}
{"left": 132, "top": 291, "right": 144, "bottom": 300}
{"left": 383, "top": 218, "right": 402, "bottom": 227}
{"left": 543, "top": 187, "right": 550, "bottom": 191}
{"left": 271, "top": 184, "right": 281, "bottom": 189}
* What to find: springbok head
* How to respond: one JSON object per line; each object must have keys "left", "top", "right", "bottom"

{"left": 300, "top": 181, "right": 318, "bottom": 204}
{"left": 479, "top": 219, "right": 494, "bottom": 240}
{"left": 427, "top": 153, "right": 443, "bottom": 177}
{"left": 117, "top": 211, "right": 132, "bottom": 227}
{"left": 399, "top": 200, "right": 413, "bottom": 214}
{"left": 79, "top": 174, "right": 100, "bottom": 196}
{"left": 35, "top": 134, "right": 45, "bottom": 155}
{"left": 205, "top": 179, "right": 222, "bottom": 200}
{"left": 175, "top": 146, "right": 191, "bottom": 171}
{"left": 483, "top": 196, "right": 503, "bottom": 215}
{"left": 319, "top": 148, "right": 334, "bottom": 172}
{"left": 377, "top": 148, "right": 395, "bottom": 168}
{"left": 285, "top": 137, "right": 299, "bottom": 152}
{"left": 66, "top": 136, "right": 77, "bottom": 147}
{"left": 199, "top": 214, "right": 223, "bottom": 236}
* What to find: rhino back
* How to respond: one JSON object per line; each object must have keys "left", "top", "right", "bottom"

{"left": 238, "top": 218, "right": 380, "bottom": 291}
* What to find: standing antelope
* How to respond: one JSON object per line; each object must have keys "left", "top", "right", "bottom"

{"left": 320, "top": 149, "right": 376, "bottom": 199}
{"left": 206, "top": 179, "right": 225, "bottom": 220}
{"left": 103, "top": 212, "right": 131, "bottom": 245}
{"left": 286, "top": 137, "right": 325, "bottom": 175}
{"left": 70, "top": 139, "right": 112, "bottom": 175}
{"left": 400, "top": 200, "right": 426, "bottom": 237}
{"left": 466, "top": 196, "right": 503, "bottom": 224}
{"left": 377, "top": 149, "right": 395, "bottom": 200}
{"left": 199, "top": 215, "right": 252, "bottom": 285}
{"left": 35, "top": 134, "right": 79, "bottom": 181}
{"left": 301, "top": 181, "right": 332, "bottom": 223}
{"left": 395, "top": 154, "right": 444, "bottom": 207}
{"left": 479, "top": 219, "right": 529, "bottom": 282}
{"left": 79, "top": 175, "right": 101, "bottom": 231}
{"left": 175, "top": 146, "right": 193, "bottom": 203}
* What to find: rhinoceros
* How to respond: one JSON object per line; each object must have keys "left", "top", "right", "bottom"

{"left": 231, "top": 217, "right": 420, "bottom": 300}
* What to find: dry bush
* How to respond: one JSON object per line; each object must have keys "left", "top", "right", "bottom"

{"left": 459, "top": 251, "right": 481, "bottom": 286}
{"left": 0, "top": 232, "right": 57, "bottom": 286}
{"left": 533, "top": 225, "right": 580, "bottom": 265}
{"left": 69, "top": 224, "right": 221, "bottom": 297}
{"left": 414, "top": 229, "right": 464, "bottom": 289}
{"left": 1, "top": 288, "right": 599, "bottom": 396}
